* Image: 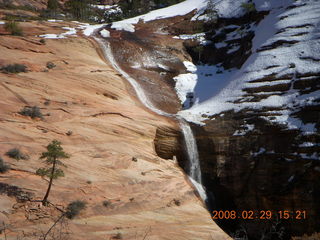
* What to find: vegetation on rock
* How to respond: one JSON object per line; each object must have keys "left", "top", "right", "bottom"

{"left": 5, "top": 148, "right": 29, "bottom": 160}
{"left": 102, "top": 200, "right": 111, "bottom": 207}
{"left": 241, "top": 2, "right": 256, "bottom": 13}
{"left": 46, "top": 62, "right": 56, "bottom": 69}
{"left": 1, "top": 63, "right": 27, "bottom": 73}
{"left": 65, "top": 200, "right": 86, "bottom": 219}
{"left": 119, "top": 0, "right": 184, "bottom": 18}
{"left": 36, "top": 140, "right": 70, "bottom": 205}
{"left": 4, "top": 21, "right": 23, "bottom": 36}
{"left": 65, "top": 0, "right": 95, "bottom": 21}
{"left": 112, "top": 232, "right": 123, "bottom": 239}
{"left": 206, "top": 0, "right": 218, "bottom": 23}
{"left": 0, "top": 157, "right": 10, "bottom": 173}
{"left": 47, "top": 0, "right": 59, "bottom": 14}
{"left": 19, "top": 106, "right": 43, "bottom": 119}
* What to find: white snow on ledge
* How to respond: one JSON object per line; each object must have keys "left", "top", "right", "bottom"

{"left": 183, "top": 61, "right": 197, "bottom": 73}
{"left": 299, "top": 142, "right": 317, "bottom": 148}
{"left": 39, "top": 27, "right": 77, "bottom": 39}
{"left": 108, "top": 0, "right": 208, "bottom": 33}
{"left": 92, "top": 4, "right": 117, "bottom": 10}
{"left": 111, "top": 22, "right": 135, "bottom": 32}
{"left": 82, "top": 24, "right": 104, "bottom": 36}
{"left": 178, "top": 0, "right": 320, "bottom": 133}
{"left": 233, "top": 124, "right": 255, "bottom": 136}
{"left": 174, "top": 73, "right": 197, "bottom": 104}
{"left": 252, "top": 148, "right": 266, "bottom": 157}
{"left": 100, "top": 29, "right": 110, "bottom": 38}
{"left": 47, "top": 19, "right": 63, "bottom": 22}
{"left": 81, "top": 0, "right": 250, "bottom": 35}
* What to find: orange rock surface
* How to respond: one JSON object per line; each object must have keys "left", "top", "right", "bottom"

{"left": 0, "top": 21, "right": 230, "bottom": 240}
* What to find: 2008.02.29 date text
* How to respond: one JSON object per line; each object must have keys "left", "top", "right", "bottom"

{"left": 212, "top": 210, "right": 307, "bottom": 220}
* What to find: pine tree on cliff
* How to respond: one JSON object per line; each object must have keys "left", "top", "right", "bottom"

{"left": 47, "top": 0, "right": 59, "bottom": 12}
{"left": 65, "top": 0, "right": 95, "bottom": 20}
{"left": 206, "top": 0, "right": 218, "bottom": 23}
{"left": 36, "top": 140, "right": 70, "bottom": 205}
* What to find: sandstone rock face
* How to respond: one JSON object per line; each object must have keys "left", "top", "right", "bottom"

{"left": 0, "top": 0, "right": 47, "bottom": 9}
{"left": 104, "top": 23, "right": 189, "bottom": 114}
{"left": 0, "top": 21, "right": 230, "bottom": 240}
{"left": 154, "top": 125, "right": 183, "bottom": 160}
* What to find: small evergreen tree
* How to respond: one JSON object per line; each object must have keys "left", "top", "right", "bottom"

{"left": 36, "top": 140, "right": 70, "bottom": 205}
{"left": 194, "top": 44, "right": 204, "bottom": 63}
{"left": 241, "top": 2, "right": 256, "bottom": 13}
{"left": 47, "top": 0, "right": 59, "bottom": 16}
{"left": 4, "top": 21, "right": 23, "bottom": 36}
{"left": 65, "top": 200, "right": 86, "bottom": 219}
{"left": 65, "top": 0, "right": 95, "bottom": 21}
{"left": 206, "top": 0, "right": 218, "bottom": 23}
{"left": 0, "top": 157, "right": 10, "bottom": 173}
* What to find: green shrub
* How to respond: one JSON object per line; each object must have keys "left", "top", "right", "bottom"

{"left": 19, "top": 106, "right": 43, "bottom": 119}
{"left": 102, "top": 200, "right": 110, "bottom": 207}
{"left": 154, "top": 0, "right": 183, "bottom": 7}
{"left": 65, "top": 0, "right": 95, "bottom": 21}
{"left": 173, "top": 198, "right": 181, "bottom": 206}
{"left": 112, "top": 233, "right": 123, "bottom": 239}
{"left": 0, "top": 3, "right": 36, "bottom": 11}
{"left": 119, "top": 0, "right": 183, "bottom": 19}
{"left": 5, "top": 148, "right": 29, "bottom": 160}
{"left": 65, "top": 200, "right": 86, "bottom": 219}
{"left": 4, "top": 21, "right": 23, "bottom": 36}
{"left": 206, "top": 0, "right": 218, "bottom": 23}
{"left": 36, "top": 168, "right": 64, "bottom": 179}
{"left": 46, "top": 62, "right": 56, "bottom": 69}
{"left": 1, "top": 64, "right": 27, "bottom": 73}
{"left": 241, "top": 2, "right": 256, "bottom": 13}
{"left": 47, "top": 0, "right": 59, "bottom": 12}
{"left": 0, "top": 157, "right": 10, "bottom": 173}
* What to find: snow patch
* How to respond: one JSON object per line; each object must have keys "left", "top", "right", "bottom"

{"left": 92, "top": 4, "right": 117, "bottom": 10}
{"left": 39, "top": 27, "right": 77, "bottom": 39}
{"left": 179, "top": 0, "right": 320, "bottom": 132}
{"left": 299, "top": 152, "right": 319, "bottom": 160}
{"left": 109, "top": 0, "right": 209, "bottom": 32}
{"left": 100, "top": 29, "right": 110, "bottom": 38}
{"left": 47, "top": 19, "right": 63, "bottom": 22}
{"left": 111, "top": 22, "right": 135, "bottom": 32}
{"left": 233, "top": 124, "right": 255, "bottom": 136}
{"left": 215, "top": 42, "right": 228, "bottom": 48}
{"left": 174, "top": 73, "right": 198, "bottom": 104}
{"left": 252, "top": 148, "right": 266, "bottom": 157}
{"left": 299, "top": 142, "right": 317, "bottom": 148}
{"left": 82, "top": 24, "right": 104, "bottom": 36}
{"left": 288, "top": 175, "right": 295, "bottom": 182}
{"left": 183, "top": 61, "right": 197, "bottom": 73}
{"left": 173, "top": 33, "right": 211, "bottom": 45}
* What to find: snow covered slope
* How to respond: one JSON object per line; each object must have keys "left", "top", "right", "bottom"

{"left": 110, "top": 0, "right": 250, "bottom": 32}
{"left": 110, "top": 0, "right": 206, "bottom": 32}
{"left": 179, "top": 0, "right": 320, "bottom": 136}
{"left": 83, "top": 0, "right": 252, "bottom": 34}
